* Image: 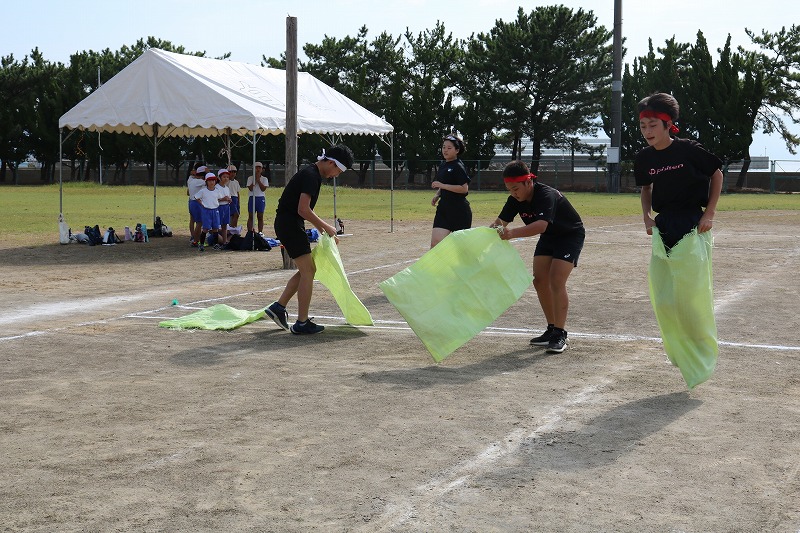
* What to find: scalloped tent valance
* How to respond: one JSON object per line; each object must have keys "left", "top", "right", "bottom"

{"left": 59, "top": 48, "right": 393, "bottom": 137}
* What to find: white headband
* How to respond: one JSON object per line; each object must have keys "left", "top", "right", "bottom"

{"left": 317, "top": 149, "right": 347, "bottom": 172}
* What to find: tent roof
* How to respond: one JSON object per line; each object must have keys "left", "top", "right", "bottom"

{"left": 58, "top": 48, "right": 393, "bottom": 138}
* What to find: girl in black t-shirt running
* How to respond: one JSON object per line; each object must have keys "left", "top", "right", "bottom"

{"left": 430, "top": 134, "right": 472, "bottom": 248}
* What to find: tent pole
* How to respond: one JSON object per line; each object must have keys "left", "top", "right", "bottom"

{"left": 251, "top": 131, "right": 257, "bottom": 250}
{"left": 153, "top": 124, "right": 158, "bottom": 227}
{"left": 226, "top": 128, "right": 232, "bottom": 166}
{"left": 59, "top": 129, "right": 63, "bottom": 216}
{"left": 390, "top": 132, "right": 394, "bottom": 233}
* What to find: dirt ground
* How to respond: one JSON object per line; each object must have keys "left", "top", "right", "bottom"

{"left": 1, "top": 211, "right": 799, "bottom": 532}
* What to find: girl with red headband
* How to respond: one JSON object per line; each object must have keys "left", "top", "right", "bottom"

{"left": 490, "top": 160, "right": 585, "bottom": 354}
{"left": 430, "top": 134, "right": 473, "bottom": 248}
{"left": 634, "top": 92, "right": 723, "bottom": 247}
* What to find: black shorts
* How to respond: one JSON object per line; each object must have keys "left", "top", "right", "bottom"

{"left": 534, "top": 230, "right": 585, "bottom": 267}
{"left": 274, "top": 216, "right": 311, "bottom": 259}
{"left": 433, "top": 201, "right": 472, "bottom": 232}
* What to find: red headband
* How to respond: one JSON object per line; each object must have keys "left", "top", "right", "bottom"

{"left": 503, "top": 173, "right": 536, "bottom": 183}
{"left": 640, "top": 110, "right": 679, "bottom": 133}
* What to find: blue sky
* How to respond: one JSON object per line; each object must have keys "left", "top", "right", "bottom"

{"left": 3, "top": 0, "right": 798, "bottom": 159}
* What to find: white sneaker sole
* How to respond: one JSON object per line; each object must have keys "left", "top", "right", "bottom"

{"left": 265, "top": 308, "right": 290, "bottom": 331}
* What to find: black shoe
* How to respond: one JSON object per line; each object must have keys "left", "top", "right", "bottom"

{"left": 290, "top": 318, "right": 324, "bottom": 335}
{"left": 530, "top": 324, "right": 556, "bottom": 346}
{"left": 265, "top": 302, "right": 290, "bottom": 331}
{"left": 546, "top": 330, "right": 568, "bottom": 354}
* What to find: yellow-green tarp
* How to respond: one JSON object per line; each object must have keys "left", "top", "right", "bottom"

{"left": 380, "top": 227, "right": 532, "bottom": 362}
{"left": 159, "top": 303, "right": 265, "bottom": 330}
{"left": 312, "top": 233, "right": 373, "bottom": 326}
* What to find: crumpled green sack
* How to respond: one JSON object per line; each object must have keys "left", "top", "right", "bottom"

{"left": 649, "top": 227, "right": 718, "bottom": 388}
{"left": 380, "top": 227, "right": 533, "bottom": 362}
{"left": 312, "top": 232, "right": 373, "bottom": 326}
{"left": 159, "top": 303, "right": 265, "bottom": 330}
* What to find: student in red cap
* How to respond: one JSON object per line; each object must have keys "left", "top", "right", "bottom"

{"left": 265, "top": 144, "right": 354, "bottom": 335}
{"left": 430, "top": 133, "right": 472, "bottom": 248}
{"left": 491, "top": 160, "right": 585, "bottom": 353}
{"left": 634, "top": 92, "right": 723, "bottom": 248}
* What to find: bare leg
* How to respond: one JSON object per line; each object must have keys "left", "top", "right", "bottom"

{"left": 277, "top": 253, "right": 315, "bottom": 322}
{"left": 257, "top": 212, "right": 264, "bottom": 233}
{"left": 430, "top": 227, "right": 451, "bottom": 248}
{"left": 533, "top": 255, "right": 574, "bottom": 329}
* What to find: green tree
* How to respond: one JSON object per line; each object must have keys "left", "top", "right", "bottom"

{"left": 451, "top": 36, "right": 502, "bottom": 171}
{"left": 478, "top": 6, "right": 613, "bottom": 171}
{"left": 397, "top": 22, "right": 461, "bottom": 185}
{"left": 742, "top": 24, "right": 800, "bottom": 185}
{"left": 0, "top": 53, "right": 35, "bottom": 183}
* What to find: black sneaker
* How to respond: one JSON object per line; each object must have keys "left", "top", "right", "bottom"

{"left": 290, "top": 318, "right": 324, "bottom": 335}
{"left": 530, "top": 324, "right": 556, "bottom": 346}
{"left": 546, "top": 330, "right": 568, "bottom": 354}
{"left": 265, "top": 302, "right": 290, "bottom": 331}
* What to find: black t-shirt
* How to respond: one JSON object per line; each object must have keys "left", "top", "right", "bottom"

{"left": 634, "top": 138, "right": 722, "bottom": 213}
{"left": 498, "top": 181, "right": 584, "bottom": 236}
{"left": 275, "top": 164, "right": 322, "bottom": 222}
{"left": 436, "top": 159, "right": 470, "bottom": 204}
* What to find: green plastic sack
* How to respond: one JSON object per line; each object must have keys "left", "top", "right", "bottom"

{"left": 380, "top": 227, "right": 533, "bottom": 362}
{"left": 312, "top": 233, "right": 373, "bottom": 326}
{"left": 159, "top": 303, "right": 265, "bottom": 330}
{"left": 649, "top": 227, "right": 718, "bottom": 388}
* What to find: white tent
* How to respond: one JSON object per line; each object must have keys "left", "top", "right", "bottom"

{"left": 59, "top": 48, "right": 393, "bottom": 137}
{"left": 58, "top": 48, "right": 394, "bottom": 227}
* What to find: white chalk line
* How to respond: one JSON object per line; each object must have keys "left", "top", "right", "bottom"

{"left": 4, "top": 306, "right": 799, "bottom": 352}
{"left": 371, "top": 379, "right": 614, "bottom": 530}
{"left": 0, "top": 294, "right": 152, "bottom": 326}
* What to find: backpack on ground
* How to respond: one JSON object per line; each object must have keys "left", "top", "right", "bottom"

{"left": 85, "top": 225, "right": 104, "bottom": 246}
{"left": 241, "top": 230, "right": 271, "bottom": 251}
{"left": 103, "top": 227, "right": 121, "bottom": 245}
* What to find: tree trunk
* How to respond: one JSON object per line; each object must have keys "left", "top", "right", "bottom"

{"left": 735, "top": 153, "right": 751, "bottom": 188}
{"left": 511, "top": 133, "right": 521, "bottom": 161}
{"left": 530, "top": 138, "right": 542, "bottom": 174}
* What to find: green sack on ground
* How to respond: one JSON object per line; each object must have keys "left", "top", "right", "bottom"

{"left": 380, "top": 227, "right": 533, "bottom": 362}
{"left": 649, "top": 227, "right": 718, "bottom": 388}
{"left": 312, "top": 233, "right": 373, "bottom": 326}
{"left": 159, "top": 303, "right": 265, "bottom": 330}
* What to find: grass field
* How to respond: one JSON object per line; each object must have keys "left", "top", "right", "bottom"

{"left": 1, "top": 183, "right": 798, "bottom": 247}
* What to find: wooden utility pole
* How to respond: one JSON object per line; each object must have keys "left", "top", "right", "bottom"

{"left": 285, "top": 16, "right": 298, "bottom": 180}
{"left": 283, "top": 16, "right": 298, "bottom": 269}
{"left": 608, "top": 0, "right": 623, "bottom": 193}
